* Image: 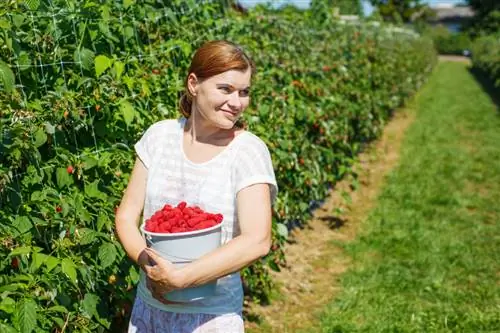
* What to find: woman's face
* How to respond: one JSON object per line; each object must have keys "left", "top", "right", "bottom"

{"left": 189, "top": 68, "right": 251, "bottom": 130}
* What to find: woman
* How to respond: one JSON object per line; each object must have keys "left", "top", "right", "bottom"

{"left": 115, "top": 40, "right": 278, "bottom": 332}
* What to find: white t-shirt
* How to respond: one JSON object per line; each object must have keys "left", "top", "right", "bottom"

{"left": 134, "top": 117, "right": 278, "bottom": 315}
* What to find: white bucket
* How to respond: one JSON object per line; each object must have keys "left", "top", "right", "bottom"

{"left": 140, "top": 223, "right": 222, "bottom": 302}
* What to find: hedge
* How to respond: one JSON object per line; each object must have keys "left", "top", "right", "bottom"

{"left": 0, "top": 1, "right": 436, "bottom": 332}
{"left": 471, "top": 35, "right": 500, "bottom": 88}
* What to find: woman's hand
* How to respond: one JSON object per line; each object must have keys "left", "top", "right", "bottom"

{"left": 143, "top": 248, "right": 186, "bottom": 305}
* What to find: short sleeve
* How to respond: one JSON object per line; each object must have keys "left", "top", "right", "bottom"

{"left": 233, "top": 135, "right": 278, "bottom": 203}
{"left": 134, "top": 123, "right": 160, "bottom": 169}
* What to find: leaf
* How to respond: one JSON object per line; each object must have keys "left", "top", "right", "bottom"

{"left": 23, "top": 0, "right": 40, "bottom": 11}
{"left": 97, "top": 212, "right": 110, "bottom": 232}
{"left": 78, "top": 228, "right": 96, "bottom": 245}
{"left": 17, "top": 52, "right": 30, "bottom": 71}
{"left": 98, "top": 243, "right": 117, "bottom": 269}
{"left": 44, "top": 255, "right": 59, "bottom": 272}
{"left": 61, "top": 258, "right": 78, "bottom": 284}
{"left": 31, "top": 252, "right": 47, "bottom": 271}
{"left": 44, "top": 122, "right": 55, "bottom": 134}
{"left": 47, "top": 305, "right": 68, "bottom": 313}
{"left": 276, "top": 223, "right": 289, "bottom": 239}
{"left": 10, "top": 246, "right": 31, "bottom": 256}
{"left": 0, "top": 322, "right": 17, "bottom": 333}
{"left": 17, "top": 299, "right": 37, "bottom": 333}
{"left": 74, "top": 48, "right": 95, "bottom": 71}
{"left": 0, "top": 297, "right": 16, "bottom": 314}
{"left": 113, "top": 61, "right": 125, "bottom": 80}
{"left": 56, "top": 167, "right": 73, "bottom": 188}
{"left": 0, "top": 60, "right": 15, "bottom": 93}
{"left": 119, "top": 99, "right": 135, "bottom": 126}
{"left": 94, "top": 55, "right": 112, "bottom": 77}
{"left": 84, "top": 180, "right": 106, "bottom": 200}
{"left": 82, "top": 156, "right": 97, "bottom": 170}
{"left": 82, "top": 293, "right": 99, "bottom": 318}
{"left": 33, "top": 128, "right": 47, "bottom": 147}
{"left": 12, "top": 216, "right": 33, "bottom": 234}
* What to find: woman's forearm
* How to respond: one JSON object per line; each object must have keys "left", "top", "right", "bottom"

{"left": 115, "top": 217, "right": 147, "bottom": 264}
{"left": 176, "top": 234, "right": 270, "bottom": 289}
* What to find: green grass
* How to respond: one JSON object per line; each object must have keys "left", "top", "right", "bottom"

{"left": 315, "top": 62, "right": 500, "bottom": 332}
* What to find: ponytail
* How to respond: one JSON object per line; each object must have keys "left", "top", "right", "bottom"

{"left": 179, "top": 93, "right": 192, "bottom": 118}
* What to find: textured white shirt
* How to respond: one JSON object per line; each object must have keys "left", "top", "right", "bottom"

{"left": 134, "top": 117, "right": 277, "bottom": 314}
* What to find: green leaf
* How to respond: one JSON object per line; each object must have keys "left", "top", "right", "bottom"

{"left": 33, "top": 128, "right": 47, "bottom": 147}
{"left": 17, "top": 52, "right": 30, "bottom": 71}
{"left": 98, "top": 243, "right": 117, "bottom": 269}
{"left": 0, "top": 297, "right": 16, "bottom": 314}
{"left": 82, "top": 156, "right": 98, "bottom": 170}
{"left": 23, "top": 0, "right": 40, "bottom": 10}
{"left": 97, "top": 212, "right": 110, "bottom": 232}
{"left": 12, "top": 216, "right": 33, "bottom": 234}
{"left": 56, "top": 168, "right": 73, "bottom": 188}
{"left": 78, "top": 228, "right": 96, "bottom": 245}
{"left": 61, "top": 258, "right": 78, "bottom": 284}
{"left": 0, "top": 19, "right": 11, "bottom": 29}
{"left": 47, "top": 305, "right": 68, "bottom": 313}
{"left": 44, "top": 255, "right": 59, "bottom": 272}
{"left": 113, "top": 61, "right": 125, "bottom": 79}
{"left": 31, "top": 252, "right": 47, "bottom": 271}
{"left": 94, "top": 55, "right": 112, "bottom": 77}
{"left": 85, "top": 180, "right": 106, "bottom": 200}
{"left": 119, "top": 99, "right": 135, "bottom": 126}
{"left": 0, "top": 60, "right": 15, "bottom": 93}
{"left": 74, "top": 48, "right": 95, "bottom": 71}
{"left": 276, "top": 223, "right": 288, "bottom": 239}
{"left": 123, "top": 0, "right": 135, "bottom": 9}
{"left": 10, "top": 246, "right": 31, "bottom": 256}
{"left": 82, "top": 293, "right": 99, "bottom": 318}
{"left": 0, "top": 322, "right": 17, "bottom": 333}
{"left": 17, "top": 299, "right": 37, "bottom": 333}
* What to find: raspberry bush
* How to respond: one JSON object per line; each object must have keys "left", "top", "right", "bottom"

{"left": 0, "top": 1, "right": 436, "bottom": 331}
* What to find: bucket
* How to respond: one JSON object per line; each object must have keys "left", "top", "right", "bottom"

{"left": 140, "top": 222, "right": 222, "bottom": 302}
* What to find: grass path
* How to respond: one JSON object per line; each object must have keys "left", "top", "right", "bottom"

{"left": 315, "top": 61, "right": 500, "bottom": 332}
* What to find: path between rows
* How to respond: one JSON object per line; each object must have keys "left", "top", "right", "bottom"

{"left": 245, "top": 97, "right": 417, "bottom": 332}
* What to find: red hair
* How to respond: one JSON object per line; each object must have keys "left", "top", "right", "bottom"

{"left": 179, "top": 40, "right": 255, "bottom": 118}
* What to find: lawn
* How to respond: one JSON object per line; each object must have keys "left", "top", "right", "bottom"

{"left": 315, "top": 61, "right": 500, "bottom": 332}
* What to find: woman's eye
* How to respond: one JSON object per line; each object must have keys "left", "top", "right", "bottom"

{"left": 219, "top": 86, "right": 231, "bottom": 93}
{"left": 239, "top": 90, "right": 250, "bottom": 97}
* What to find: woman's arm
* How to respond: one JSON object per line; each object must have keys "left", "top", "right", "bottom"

{"left": 115, "top": 158, "right": 149, "bottom": 265}
{"left": 144, "top": 182, "right": 272, "bottom": 289}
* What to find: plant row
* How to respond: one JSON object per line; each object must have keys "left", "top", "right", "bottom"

{"left": 0, "top": 1, "right": 436, "bottom": 332}
{"left": 471, "top": 35, "right": 500, "bottom": 88}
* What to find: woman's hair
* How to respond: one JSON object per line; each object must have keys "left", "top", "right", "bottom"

{"left": 179, "top": 40, "right": 255, "bottom": 119}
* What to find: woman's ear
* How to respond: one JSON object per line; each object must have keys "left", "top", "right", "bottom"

{"left": 187, "top": 73, "right": 198, "bottom": 97}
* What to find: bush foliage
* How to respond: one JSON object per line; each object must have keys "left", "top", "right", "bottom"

{"left": 471, "top": 35, "right": 500, "bottom": 88}
{"left": 0, "top": 1, "right": 436, "bottom": 332}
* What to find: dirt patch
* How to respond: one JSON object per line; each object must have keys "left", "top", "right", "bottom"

{"left": 245, "top": 109, "right": 416, "bottom": 333}
{"left": 438, "top": 55, "right": 471, "bottom": 64}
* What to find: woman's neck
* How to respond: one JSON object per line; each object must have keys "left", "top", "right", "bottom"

{"left": 184, "top": 111, "right": 231, "bottom": 144}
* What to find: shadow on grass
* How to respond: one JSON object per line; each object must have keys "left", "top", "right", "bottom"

{"left": 468, "top": 67, "right": 500, "bottom": 112}
{"left": 319, "top": 215, "right": 345, "bottom": 229}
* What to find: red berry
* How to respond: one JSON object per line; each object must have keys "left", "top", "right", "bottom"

{"left": 11, "top": 257, "right": 19, "bottom": 269}
{"left": 67, "top": 165, "right": 74, "bottom": 174}
{"left": 177, "top": 202, "right": 187, "bottom": 210}
{"left": 95, "top": 105, "right": 101, "bottom": 112}
{"left": 152, "top": 69, "right": 160, "bottom": 75}
{"left": 55, "top": 206, "right": 62, "bottom": 213}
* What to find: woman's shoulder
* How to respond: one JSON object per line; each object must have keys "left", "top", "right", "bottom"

{"left": 236, "top": 129, "right": 271, "bottom": 153}
{"left": 143, "top": 118, "right": 183, "bottom": 136}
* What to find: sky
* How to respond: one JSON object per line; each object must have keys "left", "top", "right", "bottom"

{"left": 239, "top": 0, "right": 467, "bottom": 14}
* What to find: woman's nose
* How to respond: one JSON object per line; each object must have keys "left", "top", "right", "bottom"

{"left": 228, "top": 92, "right": 242, "bottom": 111}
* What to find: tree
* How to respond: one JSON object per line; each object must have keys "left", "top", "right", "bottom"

{"left": 370, "top": 0, "right": 426, "bottom": 23}
{"left": 466, "top": 0, "right": 500, "bottom": 35}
